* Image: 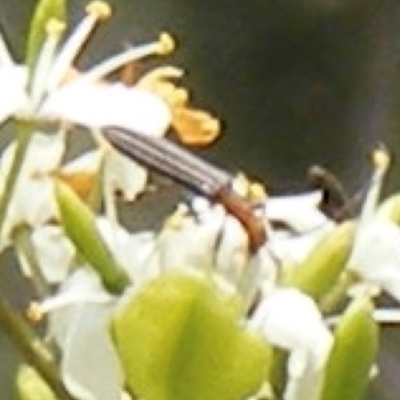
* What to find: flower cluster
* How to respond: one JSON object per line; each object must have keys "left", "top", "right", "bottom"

{"left": 1, "top": 2, "right": 400, "bottom": 400}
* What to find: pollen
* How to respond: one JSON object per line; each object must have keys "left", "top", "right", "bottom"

{"left": 46, "top": 18, "right": 66, "bottom": 36}
{"left": 86, "top": 1, "right": 112, "bottom": 20}
{"left": 156, "top": 32, "right": 176, "bottom": 55}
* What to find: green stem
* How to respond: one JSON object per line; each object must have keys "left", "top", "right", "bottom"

{"left": 0, "top": 122, "right": 34, "bottom": 236}
{"left": 0, "top": 294, "right": 76, "bottom": 400}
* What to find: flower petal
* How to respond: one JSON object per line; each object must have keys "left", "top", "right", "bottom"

{"left": 41, "top": 82, "right": 172, "bottom": 136}
{"left": 103, "top": 150, "right": 148, "bottom": 202}
{"left": 60, "top": 303, "right": 123, "bottom": 400}
{"left": 249, "top": 288, "right": 332, "bottom": 400}
{"left": 266, "top": 192, "right": 331, "bottom": 232}
{"left": 0, "top": 66, "right": 28, "bottom": 124}
{"left": 349, "top": 219, "right": 400, "bottom": 301}
{"left": 31, "top": 224, "right": 75, "bottom": 283}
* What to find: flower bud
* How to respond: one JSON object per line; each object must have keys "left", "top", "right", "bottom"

{"left": 16, "top": 365, "right": 57, "bottom": 400}
{"left": 320, "top": 297, "right": 379, "bottom": 400}
{"left": 55, "top": 181, "right": 129, "bottom": 294}
{"left": 112, "top": 272, "right": 272, "bottom": 400}
{"left": 284, "top": 221, "right": 355, "bottom": 301}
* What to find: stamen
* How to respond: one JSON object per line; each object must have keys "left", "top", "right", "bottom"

{"left": 156, "top": 32, "right": 175, "bottom": 55}
{"left": 360, "top": 146, "right": 390, "bottom": 224}
{"left": 249, "top": 182, "right": 267, "bottom": 204}
{"left": 86, "top": 1, "right": 112, "bottom": 20}
{"left": 46, "top": 2, "right": 112, "bottom": 90}
{"left": 82, "top": 33, "right": 176, "bottom": 83}
{"left": 30, "top": 19, "right": 66, "bottom": 105}
{"left": 372, "top": 146, "right": 390, "bottom": 174}
{"left": 26, "top": 301, "right": 44, "bottom": 322}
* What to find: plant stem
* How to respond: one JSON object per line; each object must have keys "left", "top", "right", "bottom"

{"left": 0, "top": 294, "right": 76, "bottom": 400}
{"left": 0, "top": 122, "right": 33, "bottom": 236}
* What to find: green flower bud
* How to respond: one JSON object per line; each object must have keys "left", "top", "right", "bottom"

{"left": 320, "top": 297, "right": 379, "bottom": 400}
{"left": 55, "top": 181, "right": 129, "bottom": 294}
{"left": 112, "top": 272, "right": 272, "bottom": 400}
{"left": 376, "top": 193, "right": 400, "bottom": 223}
{"left": 16, "top": 365, "right": 57, "bottom": 400}
{"left": 26, "top": 0, "right": 66, "bottom": 72}
{"left": 284, "top": 221, "right": 355, "bottom": 301}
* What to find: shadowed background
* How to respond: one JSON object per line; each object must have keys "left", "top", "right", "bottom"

{"left": 1, "top": 0, "right": 400, "bottom": 398}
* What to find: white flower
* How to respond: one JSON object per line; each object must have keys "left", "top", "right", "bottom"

{"left": 0, "top": 2, "right": 173, "bottom": 135}
{"left": 348, "top": 149, "right": 400, "bottom": 302}
{"left": 0, "top": 131, "right": 65, "bottom": 242}
{"left": 249, "top": 288, "right": 333, "bottom": 400}
{"left": 41, "top": 269, "right": 122, "bottom": 400}
{"left": 37, "top": 189, "right": 337, "bottom": 400}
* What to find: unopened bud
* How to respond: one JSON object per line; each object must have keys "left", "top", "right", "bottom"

{"left": 320, "top": 297, "right": 379, "bottom": 400}
{"left": 284, "top": 221, "right": 356, "bottom": 301}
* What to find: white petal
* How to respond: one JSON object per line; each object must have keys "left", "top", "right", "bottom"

{"left": 0, "top": 66, "right": 28, "bottom": 123}
{"left": 249, "top": 288, "right": 332, "bottom": 400}
{"left": 267, "top": 224, "right": 333, "bottom": 266}
{"left": 3, "top": 178, "right": 57, "bottom": 234}
{"left": 96, "top": 218, "right": 157, "bottom": 283}
{"left": 0, "top": 132, "right": 65, "bottom": 180}
{"left": 284, "top": 361, "right": 327, "bottom": 400}
{"left": 60, "top": 303, "right": 123, "bottom": 400}
{"left": 31, "top": 225, "right": 75, "bottom": 283}
{"left": 215, "top": 215, "right": 249, "bottom": 283}
{"left": 103, "top": 150, "right": 148, "bottom": 201}
{"left": 62, "top": 150, "right": 102, "bottom": 174}
{"left": 156, "top": 202, "right": 225, "bottom": 272}
{"left": 349, "top": 219, "right": 400, "bottom": 301}
{"left": 41, "top": 82, "right": 172, "bottom": 136}
{"left": 372, "top": 308, "right": 400, "bottom": 324}
{"left": 236, "top": 246, "right": 278, "bottom": 310}
{"left": 266, "top": 192, "right": 331, "bottom": 232}
{"left": 0, "top": 132, "right": 65, "bottom": 235}
{"left": 250, "top": 288, "right": 332, "bottom": 364}
{"left": 42, "top": 269, "right": 114, "bottom": 319}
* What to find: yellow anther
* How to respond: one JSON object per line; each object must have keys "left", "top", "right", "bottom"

{"left": 46, "top": 18, "right": 66, "bottom": 36}
{"left": 157, "top": 32, "right": 176, "bottom": 55}
{"left": 165, "top": 205, "right": 188, "bottom": 229}
{"left": 249, "top": 182, "right": 267, "bottom": 203}
{"left": 232, "top": 173, "right": 251, "bottom": 197}
{"left": 86, "top": 1, "right": 112, "bottom": 20}
{"left": 372, "top": 146, "right": 390, "bottom": 173}
{"left": 26, "top": 302, "right": 44, "bottom": 323}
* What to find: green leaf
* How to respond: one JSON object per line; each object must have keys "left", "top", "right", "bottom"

{"left": 25, "top": 0, "right": 66, "bottom": 73}
{"left": 320, "top": 297, "right": 379, "bottom": 400}
{"left": 283, "top": 221, "right": 355, "bottom": 301}
{"left": 55, "top": 181, "right": 129, "bottom": 294}
{"left": 112, "top": 272, "right": 272, "bottom": 400}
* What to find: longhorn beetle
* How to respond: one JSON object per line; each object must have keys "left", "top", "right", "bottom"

{"left": 102, "top": 126, "right": 266, "bottom": 252}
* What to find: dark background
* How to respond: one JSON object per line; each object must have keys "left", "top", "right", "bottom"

{"left": 1, "top": 0, "right": 400, "bottom": 398}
